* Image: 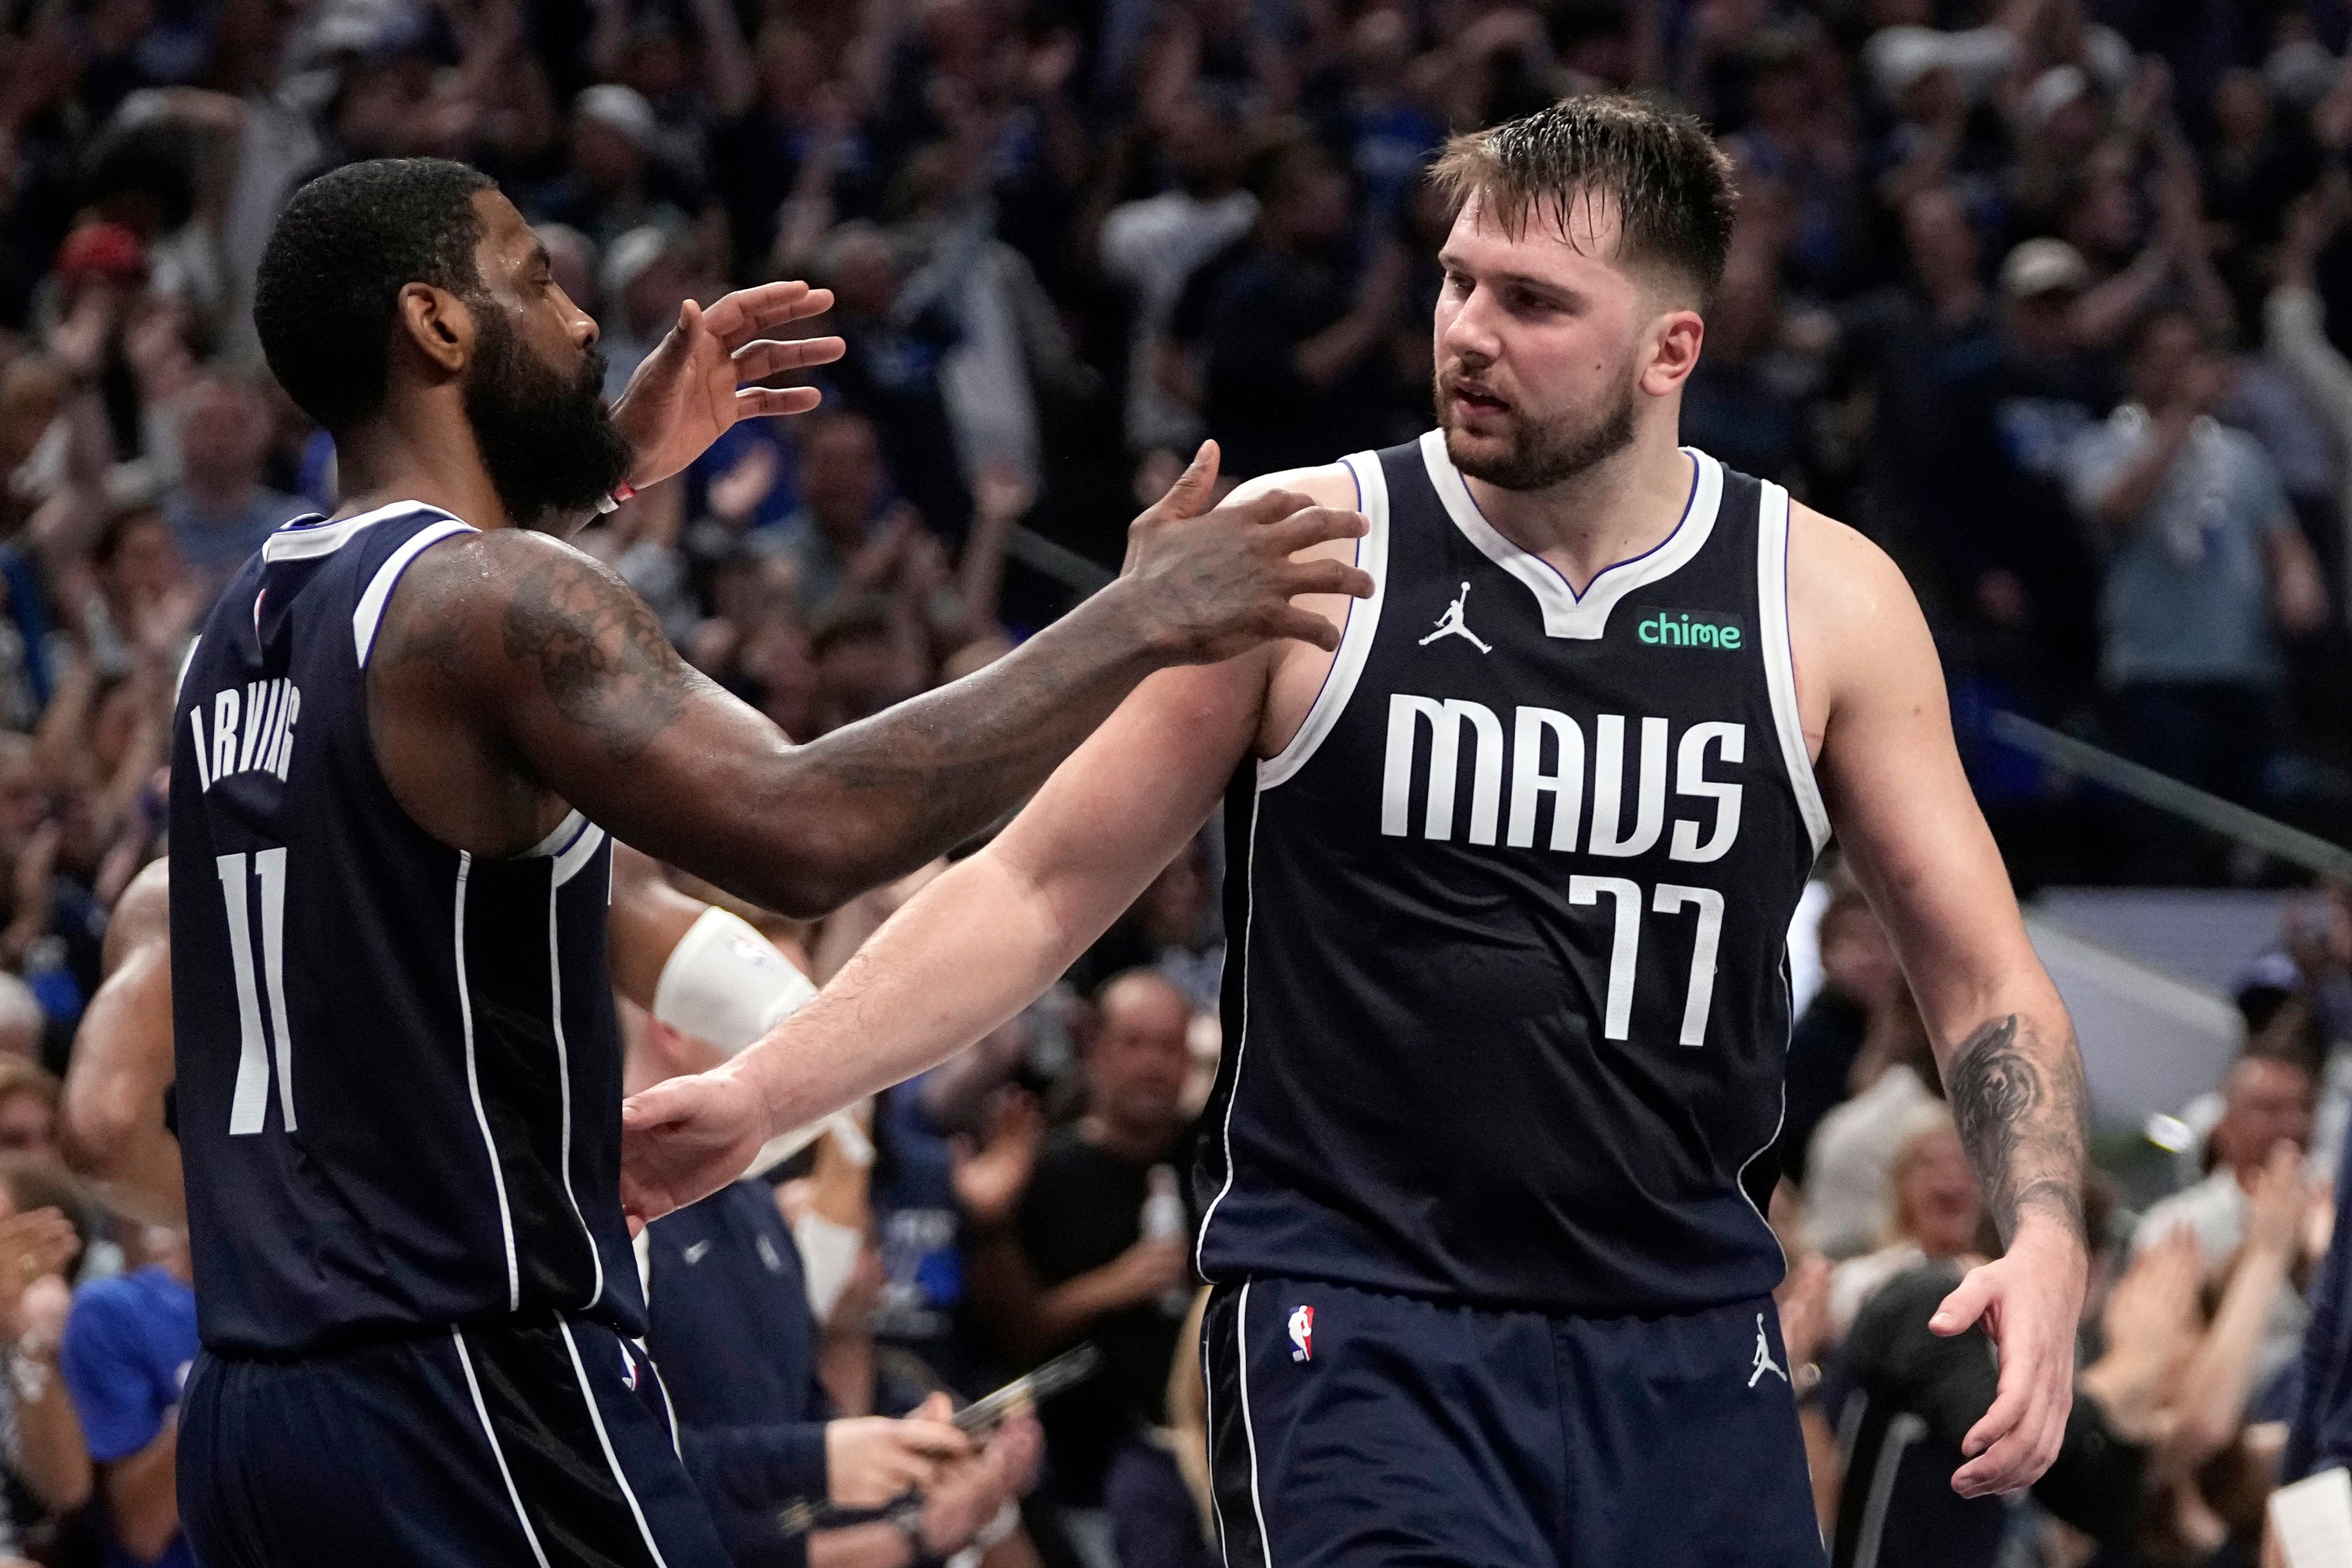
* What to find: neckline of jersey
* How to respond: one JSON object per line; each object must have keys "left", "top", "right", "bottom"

{"left": 263, "top": 499, "right": 461, "bottom": 562}
{"left": 1415, "top": 431, "right": 1723, "bottom": 641}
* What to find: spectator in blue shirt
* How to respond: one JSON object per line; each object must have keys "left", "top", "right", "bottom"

{"left": 158, "top": 372, "right": 305, "bottom": 595}
{"left": 59, "top": 1225, "right": 196, "bottom": 1568}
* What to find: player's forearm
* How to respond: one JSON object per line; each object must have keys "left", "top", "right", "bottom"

{"left": 733, "top": 850, "right": 1081, "bottom": 1137}
{"left": 727, "top": 580, "right": 1174, "bottom": 916}
{"left": 1939, "top": 1003, "right": 2089, "bottom": 1247}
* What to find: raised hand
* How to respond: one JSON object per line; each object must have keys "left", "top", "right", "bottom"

{"left": 950, "top": 1088, "right": 1045, "bottom": 1229}
{"left": 1121, "top": 441, "right": 1374, "bottom": 664}
{"left": 609, "top": 281, "right": 846, "bottom": 489}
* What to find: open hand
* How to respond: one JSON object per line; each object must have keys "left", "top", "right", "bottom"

{"left": 619, "top": 1063, "right": 771, "bottom": 1229}
{"left": 609, "top": 281, "right": 846, "bottom": 490}
{"left": 1121, "top": 441, "right": 1373, "bottom": 663}
{"left": 1930, "top": 1218, "right": 2087, "bottom": 1498}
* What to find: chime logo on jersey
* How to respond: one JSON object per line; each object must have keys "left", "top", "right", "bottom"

{"left": 1381, "top": 695, "right": 1746, "bottom": 861}
{"left": 1288, "top": 1304, "right": 1314, "bottom": 1362}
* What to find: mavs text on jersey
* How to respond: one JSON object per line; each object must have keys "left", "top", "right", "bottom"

{"left": 1197, "top": 434, "right": 1831, "bottom": 1568}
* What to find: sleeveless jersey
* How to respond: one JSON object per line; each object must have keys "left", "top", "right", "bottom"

{"left": 169, "top": 502, "right": 638, "bottom": 1356}
{"left": 1194, "top": 432, "right": 1829, "bottom": 1317}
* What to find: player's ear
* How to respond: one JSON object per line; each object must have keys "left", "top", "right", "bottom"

{"left": 394, "top": 282, "right": 475, "bottom": 380}
{"left": 1639, "top": 306, "right": 1704, "bottom": 397}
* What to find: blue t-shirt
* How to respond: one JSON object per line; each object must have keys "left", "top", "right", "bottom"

{"left": 61, "top": 1265, "right": 199, "bottom": 1568}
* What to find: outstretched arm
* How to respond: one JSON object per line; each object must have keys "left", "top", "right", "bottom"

{"left": 1794, "top": 505, "right": 2089, "bottom": 1499}
{"left": 372, "top": 444, "right": 1368, "bottom": 918}
{"left": 61, "top": 859, "right": 181, "bottom": 1226}
{"left": 620, "top": 647, "right": 1272, "bottom": 1223}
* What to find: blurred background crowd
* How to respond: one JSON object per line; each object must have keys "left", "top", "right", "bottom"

{"left": 2, "top": 0, "right": 2352, "bottom": 1562}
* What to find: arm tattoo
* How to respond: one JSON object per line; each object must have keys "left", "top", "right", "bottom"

{"left": 1947, "top": 1014, "right": 2089, "bottom": 1244}
{"left": 501, "top": 552, "right": 693, "bottom": 762}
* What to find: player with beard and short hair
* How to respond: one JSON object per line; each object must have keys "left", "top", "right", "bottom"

{"left": 623, "top": 97, "right": 2096, "bottom": 1566}
{"left": 167, "top": 156, "right": 1371, "bottom": 1568}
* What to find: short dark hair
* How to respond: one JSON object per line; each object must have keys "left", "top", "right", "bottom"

{"left": 1429, "top": 94, "right": 1738, "bottom": 304}
{"left": 254, "top": 158, "right": 497, "bottom": 432}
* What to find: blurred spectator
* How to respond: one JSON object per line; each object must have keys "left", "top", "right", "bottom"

{"left": 157, "top": 371, "right": 304, "bottom": 593}
{"left": 973, "top": 970, "right": 1198, "bottom": 1513}
{"left": 2134, "top": 1048, "right": 2317, "bottom": 1385}
{"left": 1803, "top": 990, "right": 1943, "bottom": 1261}
{"left": 818, "top": 224, "right": 971, "bottom": 542}
{"left": 1929, "top": 238, "right": 2112, "bottom": 693}
{"left": 1825, "top": 1114, "right": 1985, "bottom": 1341}
{"left": 2064, "top": 309, "right": 2329, "bottom": 874}
{"left": 0, "top": 1058, "right": 59, "bottom": 1162}
{"left": 1067, "top": 829, "right": 1223, "bottom": 1014}
{"left": 1100, "top": 97, "right": 1257, "bottom": 456}
{"left": 0, "top": 1155, "right": 91, "bottom": 1560}
{"left": 60, "top": 1223, "right": 195, "bottom": 1568}
{"left": 1778, "top": 876, "right": 1902, "bottom": 1188}
{"left": 1186, "top": 130, "right": 1403, "bottom": 480}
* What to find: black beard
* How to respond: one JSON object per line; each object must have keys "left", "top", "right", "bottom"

{"left": 1434, "top": 371, "right": 1637, "bottom": 492}
{"left": 464, "top": 306, "right": 633, "bottom": 530}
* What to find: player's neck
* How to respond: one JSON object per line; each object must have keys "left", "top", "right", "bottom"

{"left": 1459, "top": 428, "right": 1695, "bottom": 595}
{"left": 330, "top": 401, "right": 517, "bottom": 532}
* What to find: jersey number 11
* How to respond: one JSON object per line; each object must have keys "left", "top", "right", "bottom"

{"left": 217, "top": 848, "right": 298, "bottom": 1134}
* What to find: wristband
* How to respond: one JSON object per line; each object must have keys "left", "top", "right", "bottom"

{"left": 652, "top": 907, "right": 818, "bottom": 1054}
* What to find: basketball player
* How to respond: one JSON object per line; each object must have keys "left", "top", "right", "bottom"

{"left": 622, "top": 98, "right": 2092, "bottom": 1565}
{"left": 166, "top": 156, "right": 1370, "bottom": 1568}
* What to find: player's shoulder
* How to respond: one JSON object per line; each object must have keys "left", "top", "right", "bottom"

{"left": 1223, "top": 462, "right": 1361, "bottom": 512}
{"left": 374, "top": 522, "right": 641, "bottom": 675}
{"left": 1785, "top": 500, "right": 1920, "bottom": 633}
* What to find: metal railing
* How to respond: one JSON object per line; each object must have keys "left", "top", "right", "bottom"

{"left": 1988, "top": 710, "right": 2352, "bottom": 881}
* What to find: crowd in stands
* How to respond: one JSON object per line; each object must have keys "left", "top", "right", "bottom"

{"left": 2, "top": 0, "right": 2352, "bottom": 1562}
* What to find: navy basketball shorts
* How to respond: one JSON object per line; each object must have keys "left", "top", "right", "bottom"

{"left": 179, "top": 1314, "right": 733, "bottom": 1567}
{"left": 1202, "top": 1276, "right": 1825, "bottom": 1568}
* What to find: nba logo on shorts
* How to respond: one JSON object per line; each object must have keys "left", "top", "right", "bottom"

{"left": 619, "top": 1341, "right": 641, "bottom": 1392}
{"left": 1288, "top": 1305, "right": 1314, "bottom": 1362}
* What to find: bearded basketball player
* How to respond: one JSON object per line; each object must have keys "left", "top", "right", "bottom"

{"left": 620, "top": 97, "right": 2092, "bottom": 1566}
{"left": 164, "top": 157, "right": 1369, "bottom": 1568}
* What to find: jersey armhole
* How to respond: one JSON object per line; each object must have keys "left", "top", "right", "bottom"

{"left": 352, "top": 520, "right": 478, "bottom": 668}
{"left": 1756, "top": 483, "right": 1831, "bottom": 856}
{"left": 1256, "top": 453, "right": 1389, "bottom": 792}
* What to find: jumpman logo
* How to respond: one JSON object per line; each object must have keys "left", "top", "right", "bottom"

{"left": 1418, "top": 581, "right": 1493, "bottom": 654}
{"left": 1747, "top": 1313, "right": 1787, "bottom": 1388}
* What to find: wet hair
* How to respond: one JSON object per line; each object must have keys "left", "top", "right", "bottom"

{"left": 1429, "top": 94, "right": 1738, "bottom": 305}
{"left": 254, "top": 158, "right": 497, "bottom": 432}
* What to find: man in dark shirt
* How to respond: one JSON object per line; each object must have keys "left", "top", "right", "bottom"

{"left": 1186, "top": 134, "right": 1401, "bottom": 480}
{"left": 976, "top": 970, "right": 1199, "bottom": 1507}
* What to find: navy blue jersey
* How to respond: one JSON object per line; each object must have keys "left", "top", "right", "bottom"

{"left": 1194, "top": 434, "right": 1828, "bottom": 1317}
{"left": 169, "top": 502, "right": 638, "bottom": 1356}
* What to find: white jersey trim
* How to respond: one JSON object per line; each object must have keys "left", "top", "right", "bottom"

{"left": 451, "top": 1327, "right": 555, "bottom": 1568}
{"left": 1258, "top": 452, "right": 1388, "bottom": 792}
{"left": 454, "top": 852, "right": 522, "bottom": 1311}
{"left": 1235, "top": 1281, "right": 1274, "bottom": 1568}
{"left": 1755, "top": 482, "right": 1830, "bottom": 855}
{"left": 1419, "top": 431, "right": 1723, "bottom": 641}
{"left": 522, "top": 810, "right": 589, "bottom": 859}
{"left": 548, "top": 876, "right": 605, "bottom": 1316}
{"left": 551, "top": 823, "right": 606, "bottom": 888}
{"left": 1194, "top": 789, "right": 1261, "bottom": 1277}
{"left": 353, "top": 519, "right": 476, "bottom": 666}
{"left": 260, "top": 499, "right": 441, "bottom": 562}
{"left": 557, "top": 1320, "right": 674, "bottom": 1568}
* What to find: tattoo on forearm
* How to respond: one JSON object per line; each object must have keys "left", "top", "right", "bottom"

{"left": 1947, "top": 1014, "right": 2089, "bottom": 1244}
{"left": 502, "top": 553, "right": 693, "bottom": 762}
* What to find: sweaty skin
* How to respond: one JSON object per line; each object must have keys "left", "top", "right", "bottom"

{"left": 622, "top": 186, "right": 2089, "bottom": 1505}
